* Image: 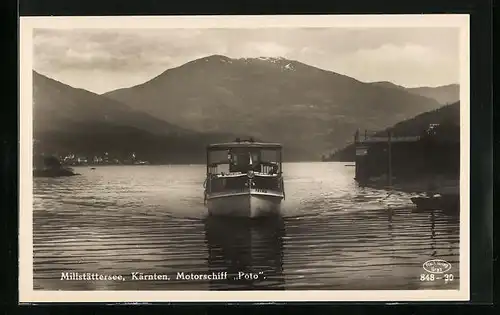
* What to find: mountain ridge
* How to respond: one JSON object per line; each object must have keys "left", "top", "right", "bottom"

{"left": 370, "top": 80, "right": 459, "bottom": 105}
{"left": 103, "top": 54, "right": 446, "bottom": 159}
{"left": 33, "top": 70, "right": 194, "bottom": 136}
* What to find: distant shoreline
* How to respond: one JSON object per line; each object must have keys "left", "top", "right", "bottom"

{"left": 66, "top": 160, "right": 339, "bottom": 167}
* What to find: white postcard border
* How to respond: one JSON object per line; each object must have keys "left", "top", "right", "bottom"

{"left": 19, "top": 14, "right": 470, "bottom": 303}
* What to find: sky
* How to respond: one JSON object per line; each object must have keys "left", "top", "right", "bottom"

{"left": 33, "top": 27, "right": 460, "bottom": 94}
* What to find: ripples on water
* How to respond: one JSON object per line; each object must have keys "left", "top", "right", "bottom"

{"left": 33, "top": 162, "right": 460, "bottom": 291}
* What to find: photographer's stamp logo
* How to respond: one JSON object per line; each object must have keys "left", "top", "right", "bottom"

{"left": 422, "top": 259, "right": 452, "bottom": 274}
{"left": 420, "top": 259, "right": 454, "bottom": 283}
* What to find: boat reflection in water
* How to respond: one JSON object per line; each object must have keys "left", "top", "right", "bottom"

{"left": 204, "top": 215, "right": 286, "bottom": 290}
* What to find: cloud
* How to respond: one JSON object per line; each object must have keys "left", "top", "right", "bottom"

{"left": 35, "top": 29, "right": 179, "bottom": 72}
{"left": 326, "top": 43, "right": 458, "bottom": 87}
{"left": 355, "top": 43, "right": 438, "bottom": 65}
{"left": 33, "top": 27, "right": 460, "bottom": 93}
{"left": 237, "top": 42, "right": 291, "bottom": 57}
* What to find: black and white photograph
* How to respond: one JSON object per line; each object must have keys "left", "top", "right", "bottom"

{"left": 19, "top": 15, "right": 470, "bottom": 302}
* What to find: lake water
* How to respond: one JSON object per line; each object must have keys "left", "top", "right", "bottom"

{"left": 33, "top": 162, "right": 460, "bottom": 291}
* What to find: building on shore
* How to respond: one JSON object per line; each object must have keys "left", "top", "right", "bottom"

{"left": 353, "top": 123, "right": 460, "bottom": 189}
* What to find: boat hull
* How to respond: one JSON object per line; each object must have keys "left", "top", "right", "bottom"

{"left": 207, "top": 190, "right": 283, "bottom": 218}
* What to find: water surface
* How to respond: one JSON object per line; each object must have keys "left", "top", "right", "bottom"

{"left": 33, "top": 162, "right": 460, "bottom": 290}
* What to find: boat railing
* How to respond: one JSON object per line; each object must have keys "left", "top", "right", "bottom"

{"left": 213, "top": 172, "right": 248, "bottom": 178}
{"left": 208, "top": 176, "right": 249, "bottom": 193}
{"left": 206, "top": 172, "right": 283, "bottom": 193}
{"left": 249, "top": 172, "right": 280, "bottom": 177}
{"left": 211, "top": 170, "right": 280, "bottom": 177}
{"left": 260, "top": 163, "right": 279, "bottom": 175}
{"left": 252, "top": 175, "right": 282, "bottom": 191}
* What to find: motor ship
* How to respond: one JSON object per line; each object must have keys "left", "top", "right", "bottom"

{"left": 204, "top": 138, "right": 285, "bottom": 218}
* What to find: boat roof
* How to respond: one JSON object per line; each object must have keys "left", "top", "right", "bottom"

{"left": 207, "top": 141, "right": 282, "bottom": 150}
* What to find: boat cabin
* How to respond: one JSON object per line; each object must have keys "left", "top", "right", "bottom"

{"left": 205, "top": 139, "right": 284, "bottom": 196}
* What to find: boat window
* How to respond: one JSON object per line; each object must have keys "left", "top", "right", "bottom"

{"left": 261, "top": 149, "right": 279, "bottom": 163}
{"left": 250, "top": 151, "right": 260, "bottom": 162}
{"left": 261, "top": 149, "right": 282, "bottom": 174}
{"left": 208, "top": 150, "right": 230, "bottom": 164}
{"left": 229, "top": 152, "right": 250, "bottom": 173}
{"left": 207, "top": 147, "right": 282, "bottom": 175}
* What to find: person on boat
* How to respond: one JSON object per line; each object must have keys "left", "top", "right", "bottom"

{"left": 249, "top": 151, "right": 261, "bottom": 173}
{"left": 228, "top": 150, "right": 236, "bottom": 172}
{"left": 269, "top": 163, "right": 279, "bottom": 175}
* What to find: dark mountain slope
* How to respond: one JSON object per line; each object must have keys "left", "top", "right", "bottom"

{"left": 32, "top": 71, "right": 239, "bottom": 163}
{"left": 327, "top": 101, "right": 460, "bottom": 161}
{"left": 33, "top": 71, "right": 191, "bottom": 136}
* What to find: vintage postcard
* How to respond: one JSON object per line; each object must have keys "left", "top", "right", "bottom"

{"left": 19, "top": 14, "right": 470, "bottom": 303}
